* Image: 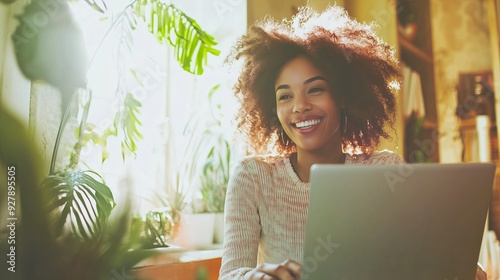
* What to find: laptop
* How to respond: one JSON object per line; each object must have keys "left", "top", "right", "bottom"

{"left": 302, "top": 163, "right": 496, "bottom": 280}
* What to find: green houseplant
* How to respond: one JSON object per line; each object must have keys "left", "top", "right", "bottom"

{"left": 6, "top": 0, "right": 220, "bottom": 239}
{"left": 0, "top": 102, "right": 157, "bottom": 280}
{"left": 149, "top": 84, "right": 234, "bottom": 248}
{"left": 164, "top": 119, "right": 219, "bottom": 248}
{"left": 1, "top": 0, "right": 220, "bottom": 278}
{"left": 199, "top": 134, "right": 231, "bottom": 245}
{"left": 199, "top": 138, "right": 231, "bottom": 213}
{"left": 197, "top": 85, "right": 232, "bottom": 214}
{"left": 186, "top": 85, "right": 232, "bottom": 245}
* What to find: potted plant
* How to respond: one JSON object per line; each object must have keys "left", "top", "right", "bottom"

{"left": 198, "top": 135, "right": 231, "bottom": 244}
{"left": 166, "top": 125, "right": 217, "bottom": 249}
{"left": 0, "top": 0, "right": 220, "bottom": 277}
{"left": 0, "top": 102, "right": 158, "bottom": 280}
{"left": 155, "top": 84, "right": 232, "bottom": 248}
{"left": 131, "top": 170, "right": 191, "bottom": 250}
{"left": 132, "top": 207, "right": 173, "bottom": 249}
{"left": 190, "top": 84, "right": 232, "bottom": 245}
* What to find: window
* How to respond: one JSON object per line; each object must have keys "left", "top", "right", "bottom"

{"left": 21, "top": 0, "right": 247, "bottom": 214}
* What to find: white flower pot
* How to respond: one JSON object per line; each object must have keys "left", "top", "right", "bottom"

{"left": 173, "top": 213, "right": 215, "bottom": 249}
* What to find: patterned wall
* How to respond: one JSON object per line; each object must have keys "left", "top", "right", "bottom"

{"left": 430, "top": 0, "right": 492, "bottom": 162}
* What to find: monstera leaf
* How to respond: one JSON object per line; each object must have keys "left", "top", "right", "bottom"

{"left": 41, "top": 170, "right": 116, "bottom": 239}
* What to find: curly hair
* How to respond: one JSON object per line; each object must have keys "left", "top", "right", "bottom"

{"left": 226, "top": 5, "right": 401, "bottom": 156}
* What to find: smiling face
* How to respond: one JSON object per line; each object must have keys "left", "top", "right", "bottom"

{"left": 275, "top": 56, "right": 342, "bottom": 154}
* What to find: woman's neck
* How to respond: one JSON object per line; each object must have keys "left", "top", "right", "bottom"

{"left": 290, "top": 145, "right": 345, "bottom": 183}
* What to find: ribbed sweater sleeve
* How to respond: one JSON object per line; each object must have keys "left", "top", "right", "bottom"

{"left": 219, "top": 158, "right": 261, "bottom": 279}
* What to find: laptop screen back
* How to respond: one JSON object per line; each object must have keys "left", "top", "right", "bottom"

{"left": 302, "top": 163, "right": 495, "bottom": 280}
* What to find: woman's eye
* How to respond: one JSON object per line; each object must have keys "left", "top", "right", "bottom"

{"left": 308, "top": 87, "right": 323, "bottom": 94}
{"left": 278, "top": 94, "right": 291, "bottom": 101}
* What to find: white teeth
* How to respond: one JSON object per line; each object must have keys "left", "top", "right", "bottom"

{"left": 295, "top": 119, "right": 321, "bottom": 128}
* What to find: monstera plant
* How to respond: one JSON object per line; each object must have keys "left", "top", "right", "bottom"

{"left": 0, "top": 0, "right": 219, "bottom": 279}
{"left": 0, "top": 103, "right": 156, "bottom": 280}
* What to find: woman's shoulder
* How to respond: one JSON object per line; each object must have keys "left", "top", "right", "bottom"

{"left": 347, "top": 149, "right": 405, "bottom": 165}
{"left": 233, "top": 154, "right": 288, "bottom": 173}
{"left": 228, "top": 155, "right": 290, "bottom": 191}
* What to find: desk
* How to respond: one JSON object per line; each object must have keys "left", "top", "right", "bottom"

{"left": 134, "top": 248, "right": 223, "bottom": 280}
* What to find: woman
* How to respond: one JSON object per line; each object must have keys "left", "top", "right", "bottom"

{"left": 220, "top": 5, "right": 487, "bottom": 280}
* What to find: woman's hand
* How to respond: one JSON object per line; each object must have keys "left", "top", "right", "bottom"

{"left": 244, "top": 259, "right": 302, "bottom": 280}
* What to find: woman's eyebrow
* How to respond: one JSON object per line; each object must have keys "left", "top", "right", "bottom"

{"left": 304, "top": 76, "right": 326, "bottom": 84}
{"left": 275, "top": 76, "right": 327, "bottom": 92}
{"left": 275, "top": 84, "right": 290, "bottom": 92}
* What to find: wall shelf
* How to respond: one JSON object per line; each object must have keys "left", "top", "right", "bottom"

{"left": 398, "top": 0, "right": 439, "bottom": 163}
{"left": 398, "top": 34, "right": 433, "bottom": 64}
{"left": 422, "top": 119, "right": 438, "bottom": 129}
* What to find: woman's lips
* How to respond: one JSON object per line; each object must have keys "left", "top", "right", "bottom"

{"left": 294, "top": 118, "right": 321, "bottom": 128}
{"left": 292, "top": 118, "right": 322, "bottom": 134}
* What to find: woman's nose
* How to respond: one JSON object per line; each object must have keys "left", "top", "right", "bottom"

{"left": 293, "top": 95, "right": 312, "bottom": 113}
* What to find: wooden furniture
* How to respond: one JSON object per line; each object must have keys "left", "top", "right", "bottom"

{"left": 397, "top": 0, "right": 439, "bottom": 163}
{"left": 134, "top": 249, "right": 222, "bottom": 280}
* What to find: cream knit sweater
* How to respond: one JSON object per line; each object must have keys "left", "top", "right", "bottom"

{"left": 218, "top": 150, "right": 487, "bottom": 280}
